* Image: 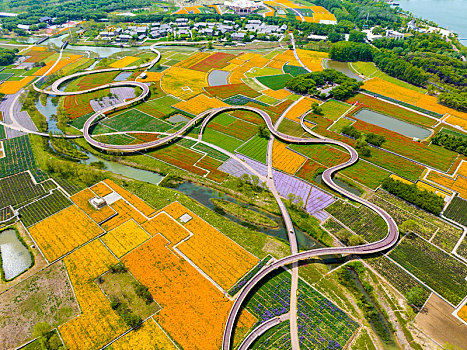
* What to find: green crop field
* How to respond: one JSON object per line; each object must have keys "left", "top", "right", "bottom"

{"left": 443, "top": 197, "right": 467, "bottom": 226}
{"left": 212, "top": 112, "right": 236, "bottom": 126}
{"left": 102, "top": 109, "right": 173, "bottom": 133}
{"left": 19, "top": 190, "right": 72, "bottom": 227}
{"left": 0, "top": 172, "right": 48, "bottom": 209}
{"left": 0, "top": 72, "right": 13, "bottom": 81}
{"left": 255, "top": 94, "right": 279, "bottom": 105}
{"left": 341, "top": 160, "right": 391, "bottom": 190}
{"left": 257, "top": 74, "right": 293, "bottom": 91}
{"left": 192, "top": 143, "right": 229, "bottom": 161}
{"left": 283, "top": 64, "right": 308, "bottom": 77}
{"left": 329, "top": 117, "right": 353, "bottom": 133}
{"left": 318, "top": 100, "right": 352, "bottom": 121}
{"left": 94, "top": 133, "right": 135, "bottom": 145}
{"left": 389, "top": 233, "right": 467, "bottom": 306}
{"left": 277, "top": 118, "right": 305, "bottom": 137}
{"left": 237, "top": 135, "right": 269, "bottom": 163}
{"left": 0, "top": 124, "right": 6, "bottom": 140}
{"left": 69, "top": 112, "right": 94, "bottom": 130}
{"left": 325, "top": 200, "right": 388, "bottom": 243}
{"left": 202, "top": 128, "right": 244, "bottom": 153}
{"left": 291, "top": 143, "right": 348, "bottom": 168}
{"left": 244, "top": 268, "right": 358, "bottom": 349}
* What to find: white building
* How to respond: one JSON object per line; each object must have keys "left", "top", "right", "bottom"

{"left": 224, "top": 0, "right": 263, "bottom": 14}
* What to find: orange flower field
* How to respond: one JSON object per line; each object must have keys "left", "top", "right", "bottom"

{"left": 142, "top": 212, "right": 191, "bottom": 243}
{"left": 90, "top": 182, "right": 113, "bottom": 197}
{"left": 173, "top": 93, "right": 229, "bottom": 115}
{"left": 137, "top": 71, "right": 164, "bottom": 82}
{"left": 458, "top": 304, "right": 467, "bottom": 323}
{"left": 70, "top": 188, "right": 116, "bottom": 223}
{"left": 28, "top": 205, "right": 103, "bottom": 262}
{"left": 103, "top": 179, "right": 156, "bottom": 217}
{"left": 284, "top": 97, "right": 318, "bottom": 121}
{"left": 101, "top": 219, "right": 150, "bottom": 258}
{"left": 163, "top": 202, "right": 258, "bottom": 290}
{"left": 295, "top": 49, "right": 327, "bottom": 72}
{"left": 273, "top": 140, "right": 307, "bottom": 174}
{"left": 122, "top": 234, "right": 256, "bottom": 350}
{"left": 101, "top": 198, "right": 147, "bottom": 231}
{"left": 262, "top": 88, "right": 292, "bottom": 100}
{"left": 33, "top": 54, "right": 82, "bottom": 76}
{"left": 110, "top": 319, "right": 177, "bottom": 350}
{"left": 109, "top": 56, "right": 140, "bottom": 68}
{"left": 60, "top": 240, "right": 126, "bottom": 350}
{"left": 425, "top": 169, "right": 467, "bottom": 200}
{"left": 161, "top": 66, "right": 207, "bottom": 98}
{"left": 0, "top": 76, "right": 36, "bottom": 94}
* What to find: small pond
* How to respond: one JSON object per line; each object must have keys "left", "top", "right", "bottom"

{"left": 0, "top": 229, "right": 32, "bottom": 280}
{"left": 35, "top": 95, "right": 60, "bottom": 134}
{"left": 173, "top": 181, "right": 324, "bottom": 251}
{"left": 354, "top": 109, "right": 431, "bottom": 139}
{"left": 325, "top": 60, "right": 363, "bottom": 81}
{"left": 114, "top": 72, "right": 133, "bottom": 81}
{"left": 314, "top": 174, "right": 362, "bottom": 197}
{"left": 208, "top": 70, "right": 230, "bottom": 86}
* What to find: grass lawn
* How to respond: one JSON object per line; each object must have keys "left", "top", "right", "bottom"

{"left": 329, "top": 117, "right": 353, "bottom": 133}
{"left": 237, "top": 135, "right": 269, "bottom": 163}
{"left": 103, "top": 109, "right": 173, "bottom": 132}
{"left": 319, "top": 99, "right": 352, "bottom": 121}
{"left": 202, "top": 128, "right": 245, "bottom": 153}
{"left": 97, "top": 270, "right": 161, "bottom": 319}
{"left": 257, "top": 74, "right": 293, "bottom": 91}
{"left": 351, "top": 61, "right": 379, "bottom": 77}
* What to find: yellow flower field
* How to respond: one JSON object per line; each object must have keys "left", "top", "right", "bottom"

{"left": 267, "top": 59, "right": 285, "bottom": 69}
{"left": 161, "top": 66, "right": 207, "bottom": 98}
{"left": 101, "top": 198, "right": 147, "bottom": 231}
{"left": 137, "top": 71, "right": 164, "bottom": 82}
{"left": 110, "top": 319, "right": 177, "bottom": 350}
{"left": 90, "top": 182, "right": 113, "bottom": 197}
{"left": 262, "top": 88, "right": 291, "bottom": 100}
{"left": 109, "top": 56, "right": 140, "bottom": 68}
{"left": 142, "top": 212, "right": 190, "bottom": 243}
{"left": 60, "top": 240, "right": 126, "bottom": 350}
{"left": 220, "top": 62, "right": 238, "bottom": 72}
{"left": 34, "top": 54, "right": 82, "bottom": 76}
{"left": 176, "top": 52, "right": 212, "bottom": 69}
{"left": 70, "top": 188, "right": 116, "bottom": 224}
{"left": 103, "top": 179, "right": 156, "bottom": 217}
{"left": 425, "top": 170, "right": 467, "bottom": 200}
{"left": 458, "top": 304, "right": 467, "bottom": 323}
{"left": 163, "top": 201, "right": 258, "bottom": 290}
{"left": 445, "top": 115, "right": 467, "bottom": 130}
{"left": 172, "top": 93, "right": 228, "bottom": 115}
{"left": 101, "top": 219, "right": 150, "bottom": 258}
{"left": 273, "top": 140, "right": 306, "bottom": 174}
{"left": 273, "top": 50, "right": 300, "bottom": 66}
{"left": 296, "top": 49, "right": 327, "bottom": 72}
{"left": 284, "top": 97, "right": 318, "bottom": 121}
{"left": 0, "top": 76, "right": 36, "bottom": 94}
{"left": 28, "top": 205, "right": 103, "bottom": 262}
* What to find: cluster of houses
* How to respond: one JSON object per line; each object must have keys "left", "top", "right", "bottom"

{"left": 98, "top": 18, "right": 288, "bottom": 43}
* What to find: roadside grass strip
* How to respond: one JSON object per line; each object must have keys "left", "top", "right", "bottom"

{"left": 204, "top": 82, "right": 261, "bottom": 99}
{"left": 59, "top": 240, "right": 126, "bottom": 350}
{"left": 28, "top": 205, "right": 104, "bottom": 262}
{"left": 189, "top": 52, "right": 236, "bottom": 72}
{"left": 202, "top": 128, "right": 244, "bottom": 153}
{"left": 136, "top": 95, "right": 180, "bottom": 118}
{"left": 389, "top": 233, "right": 467, "bottom": 306}
{"left": 164, "top": 201, "right": 259, "bottom": 289}
{"left": 256, "top": 73, "right": 293, "bottom": 91}
{"left": 237, "top": 135, "right": 269, "bottom": 163}
{"left": 272, "top": 140, "right": 306, "bottom": 174}
{"left": 244, "top": 268, "right": 358, "bottom": 348}
{"left": 363, "top": 77, "right": 467, "bottom": 120}
{"left": 346, "top": 93, "right": 436, "bottom": 127}
{"left": 71, "top": 188, "right": 116, "bottom": 223}
{"left": 172, "top": 93, "right": 228, "bottom": 115}
{"left": 109, "top": 319, "right": 177, "bottom": 350}
{"left": 19, "top": 190, "right": 72, "bottom": 227}
{"left": 102, "top": 109, "right": 173, "bottom": 132}
{"left": 443, "top": 196, "right": 467, "bottom": 226}
{"left": 109, "top": 56, "right": 140, "bottom": 68}
{"left": 161, "top": 66, "right": 207, "bottom": 98}
{"left": 122, "top": 234, "right": 256, "bottom": 350}
{"left": 0, "top": 75, "right": 35, "bottom": 94}
{"left": 101, "top": 219, "right": 150, "bottom": 258}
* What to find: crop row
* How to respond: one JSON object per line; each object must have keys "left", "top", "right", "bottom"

{"left": 0, "top": 206, "right": 14, "bottom": 222}
{"left": 19, "top": 189, "right": 72, "bottom": 227}
{"left": 0, "top": 172, "right": 47, "bottom": 209}
{"left": 0, "top": 136, "right": 40, "bottom": 179}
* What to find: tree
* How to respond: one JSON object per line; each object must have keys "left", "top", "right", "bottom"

{"left": 348, "top": 30, "right": 365, "bottom": 43}
{"left": 348, "top": 234, "right": 365, "bottom": 246}
{"left": 365, "top": 132, "right": 386, "bottom": 147}
{"left": 258, "top": 124, "right": 270, "bottom": 139}
{"left": 405, "top": 286, "right": 426, "bottom": 308}
{"left": 207, "top": 41, "right": 213, "bottom": 49}
{"left": 33, "top": 322, "right": 51, "bottom": 338}
{"left": 311, "top": 102, "right": 322, "bottom": 115}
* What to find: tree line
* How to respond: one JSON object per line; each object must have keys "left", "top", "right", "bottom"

{"left": 431, "top": 132, "right": 467, "bottom": 156}
{"left": 382, "top": 177, "right": 445, "bottom": 215}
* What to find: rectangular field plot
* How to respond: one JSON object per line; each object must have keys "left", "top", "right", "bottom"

{"left": 237, "top": 135, "right": 269, "bottom": 163}
{"left": 123, "top": 234, "right": 256, "bottom": 350}
{"left": 196, "top": 156, "right": 229, "bottom": 183}
{"left": 205, "top": 83, "right": 261, "bottom": 100}
{"left": 136, "top": 95, "right": 181, "bottom": 118}
{"left": 202, "top": 128, "right": 244, "bottom": 153}
{"left": 148, "top": 143, "right": 207, "bottom": 176}
{"left": 389, "top": 233, "right": 467, "bottom": 306}
{"left": 19, "top": 190, "right": 72, "bottom": 227}
{"left": 318, "top": 99, "right": 352, "bottom": 121}
{"left": 28, "top": 205, "right": 104, "bottom": 262}
{"left": 192, "top": 142, "right": 230, "bottom": 161}
{"left": 0, "top": 172, "right": 47, "bottom": 209}
{"left": 0, "top": 135, "right": 42, "bottom": 180}
{"left": 244, "top": 269, "right": 359, "bottom": 349}
{"left": 101, "top": 219, "right": 150, "bottom": 258}
{"left": 291, "top": 143, "right": 349, "bottom": 168}
{"left": 340, "top": 160, "right": 391, "bottom": 190}
{"left": 443, "top": 197, "right": 467, "bottom": 226}
{"left": 71, "top": 188, "right": 116, "bottom": 224}
{"left": 102, "top": 109, "right": 173, "bottom": 133}
{"left": 207, "top": 117, "right": 258, "bottom": 142}
{"left": 257, "top": 74, "right": 293, "bottom": 91}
